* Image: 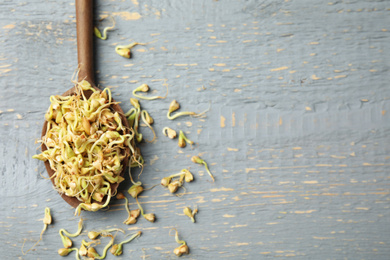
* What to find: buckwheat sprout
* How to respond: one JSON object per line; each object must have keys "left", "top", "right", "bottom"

{"left": 82, "top": 239, "right": 101, "bottom": 247}
{"left": 168, "top": 174, "right": 185, "bottom": 193}
{"left": 129, "top": 158, "right": 144, "bottom": 180}
{"left": 140, "top": 110, "right": 156, "bottom": 143}
{"left": 79, "top": 239, "right": 100, "bottom": 257}
{"left": 115, "top": 41, "right": 148, "bottom": 59}
{"left": 160, "top": 170, "right": 187, "bottom": 187}
{"left": 132, "top": 83, "right": 168, "bottom": 100}
{"left": 170, "top": 228, "right": 189, "bottom": 257}
{"left": 87, "top": 228, "right": 124, "bottom": 240}
{"left": 182, "top": 169, "right": 194, "bottom": 183}
{"left": 128, "top": 168, "right": 144, "bottom": 198}
{"left": 59, "top": 218, "right": 83, "bottom": 238}
{"left": 162, "top": 127, "right": 177, "bottom": 139}
{"left": 183, "top": 206, "right": 198, "bottom": 223}
{"left": 79, "top": 243, "right": 88, "bottom": 257}
{"left": 94, "top": 15, "right": 115, "bottom": 40}
{"left": 116, "top": 192, "right": 137, "bottom": 225}
{"left": 58, "top": 247, "right": 80, "bottom": 259}
{"left": 136, "top": 197, "right": 156, "bottom": 222}
{"left": 191, "top": 155, "right": 215, "bottom": 182}
{"left": 59, "top": 231, "right": 73, "bottom": 248}
{"left": 98, "top": 234, "right": 115, "bottom": 260}
{"left": 110, "top": 231, "right": 142, "bottom": 256}
{"left": 178, "top": 130, "right": 194, "bottom": 148}
{"left": 21, "top": 207, "right": 52, "bottom": 255}
{"left": 87, "top": 234, "right": 115, "bottom": 259}
{"left": 167, "top": 100, "right": 209, "bottom": 120}
{"left": 128, "top": 183, "right": 144, "bottom": 198}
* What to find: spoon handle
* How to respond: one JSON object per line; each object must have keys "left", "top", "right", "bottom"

{"left": 75, "top": 0, "right": 94, "bottom": 84}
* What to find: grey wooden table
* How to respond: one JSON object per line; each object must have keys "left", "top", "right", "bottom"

{"left": 1, "top": 0, "right": 390, "bottom": 259}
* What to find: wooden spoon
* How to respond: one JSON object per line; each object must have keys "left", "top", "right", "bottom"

{"left": 40, "top": 0, "right": 130, "bottom": 208}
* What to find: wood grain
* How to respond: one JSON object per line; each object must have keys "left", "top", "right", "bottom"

{"left": 0, "top": 0, "right": 389, "bottom": 259}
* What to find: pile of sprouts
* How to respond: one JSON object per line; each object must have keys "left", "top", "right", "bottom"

{"left": 33, "top": 80, "right": 140, "bottom": 213}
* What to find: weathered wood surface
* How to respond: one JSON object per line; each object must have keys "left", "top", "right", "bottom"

{"left": 1, "top": 0, "right": 390, "bottom": 259}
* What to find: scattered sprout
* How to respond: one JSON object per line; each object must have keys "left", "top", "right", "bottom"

{"left": 94, "top": 16, "right": 115, "bottom": 40}
{"left": 87, "top": 228, "right": 124, "bottom": 240}
{"left": 174, "top": 244, "right": 189, "bottom": 257}
{"left": 161, "top": 170, "right": 192, "bottom": 194}
{"left": 117, "top": 192, "right": 140, "bottom": 225}
{"left": 128, "top": 183, "right": 144, "bottom": 198}
{"left": 125, "top": 97, "right": 158, "bottom": 144}
{"left": 124, "top": 216, "right": 137, "bottom": 225}
{"left": 43, "top": 207, "right": 52, "bottom": 225}
{"left": 87, "top": 247, "right": 99, "bottom": 258}
{"left": 87, "top": 231, "right": 101, "bottom": 240}
{"left": 59, "top": 232, "right": 73, "bottom": 248}
{"left": 21, "top": 207, "right": 52, "bottom": 255}
{"left": 110, "top": 231, "right": 142, "bottom": 256}
{"left": 162, "top": 127, "right": 177, "bottom": 139}
{"left": 183, "top": 206, "right": 198, "bottom": 223}
{"left": 131, "top": 209, "right": 141, "bottom": 218}
{"left": 183, "top": 169, "right": 194, "bottom": 183}
{"left": 161, "top": 177, "right": 171, "bottom": 187}
{"left": 168, "top": 179, "right": 182, "bottom": 193}
{"left": 178, "top": 131, "right": 194, "bottom": 148}
{"left": 191, "top": 155, "right": 215, "bottom": 182}
{"left": 136, "top": 197, "right": 156, "bottom": 223}
{"left": 143, "top": 213, "right": 156, "bottom": 223}
{"left": 59, "top": 218, "right": 83, "bottom": 238}
{"left": 140, "top": 110, "right": 156, "bottom": 143}
{"left": 91, "top": 233, "right": 115, "bottom": 259}
{"left": 170, "top": 228, "right": 189, "bottom": 257}
{"left": 167, "top": 100, "right": 208, "bottom": 120}
{"left": 132, "top": 83, "right": 168, "bottom": 100}
{"left": 115, "top": 42, "right": 148, "bottom": 59}
{"left": 79, "top": 243, "right": 88, "bottom": 257}
{"left": 58, "top": 247, "right": 80, "bottom": 259}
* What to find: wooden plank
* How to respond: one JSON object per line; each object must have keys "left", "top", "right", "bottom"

{"left": 0, "top": 0, "right": 389, "bottom": 259}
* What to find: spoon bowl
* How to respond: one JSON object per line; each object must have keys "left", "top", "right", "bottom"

{"left": 40, "top": 0, "right": 130, "bottom": 208}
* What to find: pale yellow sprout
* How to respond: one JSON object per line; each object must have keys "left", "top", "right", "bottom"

{"left": 162, "top": 127, "right": 177, "bottom": 139}
{"left": 178, "top": 130, "right": 194, "bottom": 148}
{"left": 132, "top": 83, "right": 168, "bottom": 100}
{"left": 117, "top": 192, "right": 140, "bottom": 225}
{"left": 87, "top": 228, "right": 124, "bottom": 240}
{"left": 136, "top": 197, "right": 156, "bottom": 223}
{"left": 94, "top": 15, "right": 115, "bottom": 40}
{"left": 110, "top": 231, "right": 142, "bottom": 256}
{"left": 140, "top": 110, "right": 156, "bottom": 143}
{"left": 58, "top": 247, "right": 80, "bottom": 259}
{"left": 170, "top": 228, "right": 189, "bottom": 257}
{"left": 183, "top": 206, "right": 198, "bottom": 223}
{"left": 115, "top": 42, "right": 148, "bottom": 59}
{"left": 21, "top": 207, "right": 52, "bottom": 255}
{"left": 167, "top": 99, "right": 208, "bottom": 120}
{"left": 191, "top": 155, "right": 215, "bottom": 182}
